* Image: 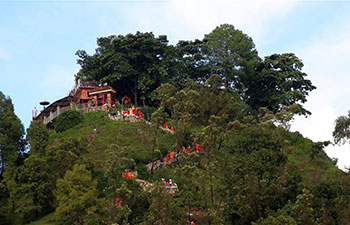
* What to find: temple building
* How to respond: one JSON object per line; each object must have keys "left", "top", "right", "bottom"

{"left": 37, "top": 79, "right": 117, "bottom": 125}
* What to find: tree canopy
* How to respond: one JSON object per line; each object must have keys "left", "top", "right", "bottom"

{"left": 203, "top": 24, "right": 258, "bottom": 90}
{"left": 0, "top": 91, "right": 25, "bottom": 174}
{"left": 76, "top": 24, "right": 315, "bottom": 116}
{"left": 76, "top": 32, "right": 170, "bottom": 105}
{"left": 333, "top": 110, "right": 350, "bottom": 145}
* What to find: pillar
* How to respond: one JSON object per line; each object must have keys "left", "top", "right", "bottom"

{"left": 107, "top": 93, "right": 112, "bottom": 107}
{"left": 57, "top": 105, "right": 60, "bottom": 116}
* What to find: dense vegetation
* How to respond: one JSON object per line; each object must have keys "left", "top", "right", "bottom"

{"left": 1, "top": 24, "right": 349, "bottom": 225}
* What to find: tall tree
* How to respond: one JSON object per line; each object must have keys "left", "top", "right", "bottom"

{"left": 76, "top": 32, "right": 170, "bottom": 105}
{"left": 26, "top": 120, "right": 49, "bottom": 156}
{"left": 246, "top": 53, "right": 316, "bottom": 115}
{"left": 0, "top": 91, "right": 25, "bottom": 175}
{"left": 156, "top": 82, "right": 200, "bottom": 149}
{"left": 333, "top": 110, "right": 350, "bottom": 145}
{"left": 172, "top": 39, "right": 211, "bottom": 86}
{"left": 55, "top": 164, "right": 102, "bottom": 225}
{"left": 4, "top": 155, "right": 55, "bottom": 222}
{"left": 204, "top": 24, "right": 258, "bottom": 90}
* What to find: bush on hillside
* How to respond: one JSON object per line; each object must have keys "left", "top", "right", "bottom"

{"left": 139, "top": 106, "right": 156, "bottom": 121}
{"left": 55, "top": 110, "right": 83, "bottom": 133}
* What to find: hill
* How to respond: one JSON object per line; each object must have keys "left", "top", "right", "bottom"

{"left": 2, "top": 24, "right": 350, "bottom": 225}
{"left": 21, "top": 108, "right": 347, "bottom": 225}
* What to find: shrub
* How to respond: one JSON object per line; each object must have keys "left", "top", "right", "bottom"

{"left": 139, "top": 106, "right": 156, "bottom": 121}
{"left": 55, "top": 110, "right": 83, "bottom": 133}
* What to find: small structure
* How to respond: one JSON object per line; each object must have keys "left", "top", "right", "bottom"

{"left": 70, "top": 79, "right": 117, "bottom": 108}
{"left": 39, "top": 101, "right": 50, "bottom": 109}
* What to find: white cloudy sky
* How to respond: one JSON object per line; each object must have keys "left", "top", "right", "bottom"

{"left": 1, "top": 0, "right": 350, "bottom": 168}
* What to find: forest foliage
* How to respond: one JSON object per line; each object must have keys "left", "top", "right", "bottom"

{"left": 1, "top": 24, "right": 349, "bottom": 225}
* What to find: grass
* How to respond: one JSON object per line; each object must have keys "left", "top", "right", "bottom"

{"left": 287, "top": 131, "right": 345, "bottom": 186}
{"left": 49, "top": 111, "right": 176, "bottom": 179}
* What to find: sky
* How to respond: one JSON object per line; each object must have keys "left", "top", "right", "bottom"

{"left": 1, "top": 0, "right": 350, "bottom": 169}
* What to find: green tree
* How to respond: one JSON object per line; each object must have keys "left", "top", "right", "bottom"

{"left": 26, "top": 120, "right": 49, "bottom": 155}
{"left": 252, "top": 215, "right": 297, "bottom": 225}
{"left": 156, "top": 82, "right": 200, "bottom": 149}
{"left": 55, "top": 164, "right": 102, "bottom": 225}
{"left": 46, "top": 137, "right": 86, "bottom": 178}
{"left": 0, "top": 91, "right": 25, "bottom": 174}
{"left": 222, "top": 124, "right": 300, "bottom": 224}
{"left": 4, "top": 155, "right": 55, "bottom": 222}
{"left": 333, "top": 110, "right": 350, "bottom": 145}
{"left": 142, "top": 182, "right": 181, "bottom": 225}
{"left": 291, "top": 189, "right": 316, "bottom": 225}
{"left": 114, "top": 183, "right": 132, "bottom": 225}
{"left": 76, "top": 32, "right": 170, "bottom": 105}
{"left": 196, "top": 74, "right": 248, "bottom": 126}
{"left": 204, "top": 24, "right": 258, "bottom": 90}
{"left": 172, "top": 39, "right": 210, "bottom": 86}
{"left": 142, "top": 106, "right": 167, "bottom": 176}
{"left": 104, "top": 144, "right": 135, "bottom": 223}
{"left": 55, "top": 110, "right": 83, "bottom": 133}
{"left": 246, "top": 53, "right": 316, "bottom": 115}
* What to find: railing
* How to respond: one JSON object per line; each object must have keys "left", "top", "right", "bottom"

{"left": 43, "top": 103, "right": 106, "bottom": 124}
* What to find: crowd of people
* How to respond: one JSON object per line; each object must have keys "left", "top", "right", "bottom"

{"left": 161, "top": 177, "right": 174, "bottom": 187}
{"left": 123, "top": 170, "right": 136, "bottom": 180}
{"left": 120, "top": 105, "right": 144, "bottom": 118}
{"left": 160, "top": 140, "right": 203, "bottom": 164}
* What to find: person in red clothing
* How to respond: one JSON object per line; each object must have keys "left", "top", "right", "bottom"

{"left": 191, "top": 220, "right": 196, "bottom": 225}
{"left": 183, "top": 146, "right": 187, "bottom": 155}
{"left": 138, "top": 112, "right": 144, "bottom": 118}
{"left": 115, "top": 198, "right": 121, "bottom": 207}
{"left": 166, "top": 154, "right": 170, "bottom": 162}
{"left": 187, "top": 145, "right": 192, "bottom": 153}
{"left": 164, "top": 121, "right": 168, "bottom": 129}
{"left": 196, "top": 144, "right": 202, "bottom": 152}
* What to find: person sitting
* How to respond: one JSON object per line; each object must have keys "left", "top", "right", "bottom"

{"left": 166, "top": 154, "right": 170, "bottom": 162}
{"left": 160, "top": 154, "right": 164, "bottom": 162}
